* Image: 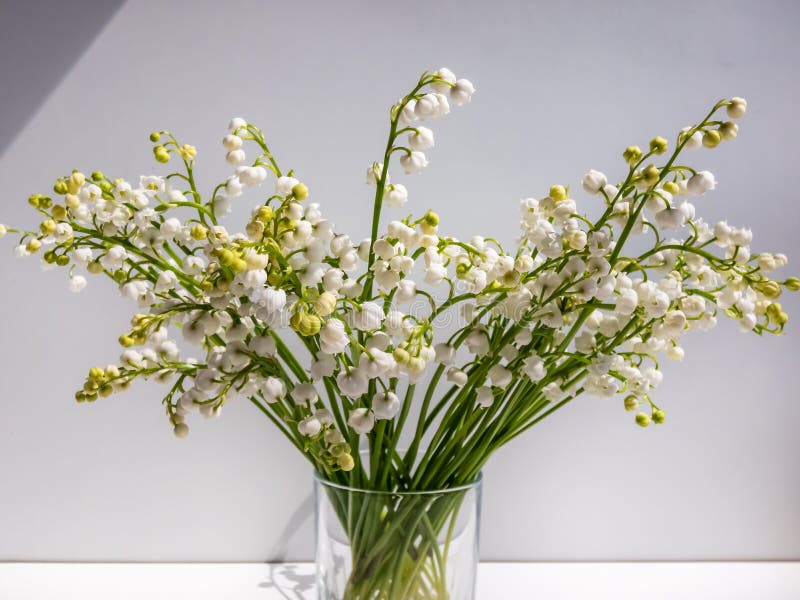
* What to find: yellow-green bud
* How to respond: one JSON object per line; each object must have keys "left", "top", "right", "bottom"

{"left": 112, "top": 269, "right": 126, "bottom": 283}
{"left": 52, "top": 205, "right": 67, "bottom": 221}
{"left": 119, "top": 334, "right": 135, "bottom": 347}
{"left": 298, "top": 313, "right": 321, "bottom": 337}
{"left": 314, "top": 292, "right": 337, "bottom": 316}
{"left": 43, "top": 250, "right": 56, "bottom": 264}
{"left": 624, "top": 395, "right": 638, "bottom": 412}
{"left": 649, "top": 136, "right": 668, "bottom": 155}
{"left": 652, "top": 409, "right": 666, "bottom": 424}
{"left": 337, "top": 453, "right": 355, "bottom": 471}
{"left": 393, "top": 347, "right": 410, "bottom": 365}
{"left": 53, "top": 179, "right": 69, "bottom": 195}
{"left": 98, "top": 180, "right": 112, "bottom": 193}
{"left": 784, "top": 277, "right": 800, "bottom": 291}
{"left": 230, "top": 258, "right": 247, "bottom": 273}
{"left": 68, "top": 171, "right": 85, "bottom": 194}
{"left": 98, "top": 385, "right": 113, "bottom": 398}
{"left": 26, "top": 239, "right": 42, "bottom": 253}
{"left": 549, "top": 185, "right": 568, "bottom": 201}
{"left": 190, "top": 224, "right": 208, "bottom": 240}
{"left": 623, "top": 145, "right": 643, "bottom": 165}
{"left": 179, "top": 144, "right": 197, "bottom": 160}
{"left": 40, "top": 220, "right": 57, "bottom": 235}
{"left": 635, "top": 413, "right": 651, "bottom": 427}
{"left": 291, "top": 182, "right": 309, "bottom": 200}
{"left": 28, "top": 194, "right": 42, "bottom": 208}
{"left": 502, "top": 270, "right": 521, "bottom": 287}
{"left": 759, "top": 280, "right": 782, "bottom": 300}
{"left": 85, "top": 392, "right": 98, "bottom": 402}
{"left": 702, "top": 130, "right": 721, "bottom": 148}
{"left": 55, "top": 254, "right": 70, "bottom": 267}
{"left": 65, "top": 194, "right": 80, "bottom": 210}
{"left": 765, "top": 302, "right": 783, "bottom": 320}
{"left": 642, "top": 164, "right": 661, "bottom": 185}
{"left": 91, "top": 171, "right": 104, "bottom": 181}
{"left": 775, "top": 311, "right": 789, "bottom": 326}
{"left": 153, "top": 145, "right": 170, "bottom": 163}
{"left": 149, "top": 132, "right": 161, "bottom": 142}
{"left": 719, "top": 122, "right": 738, "bottom": 140}
{"left": 663, "top": 181, "right": 680, "bottom": 195}
{"left": 257, "top": 206, "right": 274, "bottom": 222}
{"left": 87, "top": 261, "right": 104, "bottom": 274}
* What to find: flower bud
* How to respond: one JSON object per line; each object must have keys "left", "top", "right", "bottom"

{"left": 91, "top": 171, "right": 104, "bottom": 181}
{"left": 154, "top": 145, "right": 170, "bottom": 163}
{"left": 222, "top": 134, "right": 241, "bottom": 150}
{"left": 0, "top": 224, "right": 6, "bottom": 238}
{"left": 581, "top": 170, "right": 608, "bottom": 195}
{"left": 53, "top": 179, "right": 69, "bottom": 195}
{"left": 337, "top": 453, "right": 355, "bottom": 471}
{"left": 421, "top": 210, "right": 439, "bottom": 234}
{"left": 173, "top": 423, "right": 189, "bottom": 438}
{"left": 635, "top": 413, "right": 651, "bottom": 427}
{"left": 702, "top": 130, "right": 721, "bottom": 148}
{"left": 549, "top": 185, "right": 568, "bottom": 201}
{"left": 26, "top": 239, "right": 42, "bottom": 253}
{"left": 149, "top": 132, "right": 161, "bottom": 142}
{"left": 179, "top": 144, "right": 197, "bottom": 160}
{"left": 662, "top": 181, "right": 680, "bottom": 195}
{"left": 64, "top": 194, "right": 80, "bottom": 211}
{"left": 623, "top": 395, "right": 638, "bottom": 412}
{"left": 393, "top": 347, "right": 410, "bottom": 365}
{"left": 52, "top": 205, "right": 67, "bottom": 221}
{"left": 623, "top": 145, "right": 642, "bottom": 165}
{"left": 314, "top": 292, "right": 337, "bottom": 316}
{"left": 727, "top": 97, "right": 747, "bottom": 119}
{"left": 719, "top": 122, "right": 738, "bottom": 140}
{"left": 765, "top": 302, "right": 783, "bottom": 320}
{"left": 245, "top": 221, "right": 265, "bottom": 240}
{"left": 785, "top": 277, "right": 800, "bottom": 291}
{"left": 68, "top": 171, "right": 85, "bottom": 194}
{"left": 40, "top": 220, "right": 56, "bottom": 235}
{"left": 87, "top": 261, "right": 104, "bottom": 274}
{"left": 652, "top": 409, "right": 666, "bottom": 424}
{"left": 641, "top": 164, "right": 661, "bottom": 186}
{"left": 291, "top": 183, "right": 309, "bottom": 200}
{"left": 190, "top": 224, "right": 208, "bottom": 240}
{"left": 759, "top": 280, "right": 782, "bottom": 300}
{"left": 649, "top": 136, "right": 668, "bottom": 155}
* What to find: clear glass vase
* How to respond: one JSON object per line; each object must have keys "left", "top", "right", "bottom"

{"left": 314, "top": 472, "right": 482, "bottom": 600}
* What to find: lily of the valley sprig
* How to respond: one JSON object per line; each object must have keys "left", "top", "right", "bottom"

{"left": 2, "top": 68, "right": 796, "bottom": 489}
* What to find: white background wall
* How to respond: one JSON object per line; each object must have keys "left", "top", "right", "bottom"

{"left": 0, "top": 0, "right": 798, "bottom": 561}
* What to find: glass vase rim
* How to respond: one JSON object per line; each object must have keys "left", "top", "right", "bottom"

{"left": 313, "top": 469, "right": 483, "bottom": 496}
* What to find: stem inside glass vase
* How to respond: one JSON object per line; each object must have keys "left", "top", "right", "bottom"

{"left": 314, "top": 471, "right": 482, "bottom": 600}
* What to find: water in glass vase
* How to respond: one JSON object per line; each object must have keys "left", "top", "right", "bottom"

{"left": 313, "top": 472, "right": 482, "bottom": 599}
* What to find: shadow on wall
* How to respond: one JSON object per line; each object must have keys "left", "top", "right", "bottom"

{"left": 267, "top": 492, "right": 314, "bottom": 562}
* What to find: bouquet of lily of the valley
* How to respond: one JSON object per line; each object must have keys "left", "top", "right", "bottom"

{"left": 2, "top": 67, "right": 796, "bottom": 599}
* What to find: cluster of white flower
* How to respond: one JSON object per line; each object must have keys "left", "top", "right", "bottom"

{"left": 3, "top": 71, "right": 795, "bottom": 480}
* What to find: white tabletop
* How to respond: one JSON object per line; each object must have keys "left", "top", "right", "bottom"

{"left": 1, "top": 562, "right": 798, "bottom": 599}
